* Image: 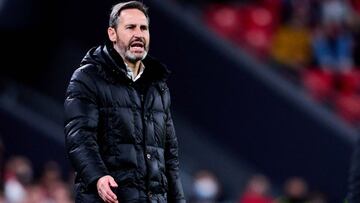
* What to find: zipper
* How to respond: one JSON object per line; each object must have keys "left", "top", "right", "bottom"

{"left": 140, "top": 94, "right": 144, "bottom": 104}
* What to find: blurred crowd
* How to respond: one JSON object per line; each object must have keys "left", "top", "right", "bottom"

{"left": 0, "top": 157, "right": 74, "bottom": 203}
{"left": 192, "top": 0, "right": 360, "bottom": 127}
{"left": 0, "top": 1, "right": 355, "bottom": 202}
{"left": 0, "top": 136, "right": 328, "bottom": 203}
{"left": 188, "top": 169, "right": 327, "bottom": 203}
{"left": 0, "top": 157, "right": 327, "bottom": 203}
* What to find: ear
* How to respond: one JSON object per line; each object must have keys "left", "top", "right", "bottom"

{"left": 107, "top": 27, "right": 117, "bottom": 42}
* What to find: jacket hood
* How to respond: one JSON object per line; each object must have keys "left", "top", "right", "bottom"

{"left": 79, "top": 43, "right": 171, "bottom": 83}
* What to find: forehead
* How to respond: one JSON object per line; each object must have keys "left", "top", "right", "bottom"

{"left": 118, "top": 8, "right": 148, "bottom": 25}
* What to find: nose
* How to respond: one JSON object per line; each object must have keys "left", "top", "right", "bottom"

{"left": 133, "top": 27, "right": 144, "bottom": 38}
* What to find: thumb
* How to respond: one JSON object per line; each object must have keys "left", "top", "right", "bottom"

{"left": 109, "top": 177, "right": 118, "bottom": 187}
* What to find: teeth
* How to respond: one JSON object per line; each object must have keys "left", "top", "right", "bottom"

{"left": 131, "top": 44, "right": 143, "bottom": 47}
{"left": 131, "top": 41, "right": 143, "bottom": 46}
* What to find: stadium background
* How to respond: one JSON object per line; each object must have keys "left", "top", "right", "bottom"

{"left": 0, "top": 0, "right": 359, "bottom": 202}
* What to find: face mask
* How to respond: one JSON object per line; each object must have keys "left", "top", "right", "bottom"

{"left": 4, "top": 179, "right": 26, "bottom": 203}
{"left": 193, "top": 178, "right": 219, "bottom": 199}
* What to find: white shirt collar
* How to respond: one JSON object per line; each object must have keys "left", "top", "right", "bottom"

{"left": 125, "top": 63, "right": 145, "bottom": 82}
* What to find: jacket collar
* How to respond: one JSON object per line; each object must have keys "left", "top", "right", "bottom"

{"left": 80, "top": 42, "right": 171, "bottom": 84}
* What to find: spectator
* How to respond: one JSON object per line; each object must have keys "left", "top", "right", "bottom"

{"left": 49, "top": 182, "right": 73, "bottom": 203}
{"left": 189, "top": 169, "right": 224, "bottom": 203}
{"left": 275, "top": 176, "right": 309, "bottom": 203}
{"left": 238, "top": 174, "right": 273, "bottom": 203}
{"left": 39, "top": 161, "right": 67, "bottom": 201}
{"left": 24, "top": 184, "right": 48, "bottom": 203}
{"left": 3, "top": 156, "right": 33, "bottom": 203}
{"left": 311, "top": 0, "right": 354, "bottom": 72}
{"left": 321, "top": 0, "right": 350, "bottom": 26}
{"left": 270, "top": 0, "right": 312, "bottom": 72}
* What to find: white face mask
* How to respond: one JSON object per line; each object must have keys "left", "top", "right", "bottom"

{"left": 193, "top": 177, "right": 219, "bottom": 199}
{"left": 4, "top": 179, "right": 26, "bottom": 203}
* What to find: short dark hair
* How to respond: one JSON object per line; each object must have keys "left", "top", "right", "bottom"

{"left": 109, "top": 1, "right": 149, "bottom": 28}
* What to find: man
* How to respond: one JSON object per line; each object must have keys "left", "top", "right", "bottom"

{"left": 64, "top": 1, "right": 185, "bottom": 202}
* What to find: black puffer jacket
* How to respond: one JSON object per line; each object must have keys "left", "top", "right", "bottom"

{"left": 64, "top": 44, "right": 185, "bottom": 203}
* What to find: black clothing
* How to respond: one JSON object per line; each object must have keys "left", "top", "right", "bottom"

{"left": 348, "top": 137, "right": 360, "bottom": 203}
{"left": 64, "top": 44, "right": 185, "bottom": 203}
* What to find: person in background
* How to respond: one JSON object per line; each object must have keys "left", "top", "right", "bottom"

{"left": 189, "top": 169, "right": 224, "bottom": 203}
{"left": 311, "top": 0, "right": 354, "bottom": 72}
{"left": 238, "top": 174, "right": 273, "bottom": 203}
{"left": 64, "top": 1, "right": 185, "bottom": 202}
{"left": 3, "top": 156, "right": 33, "bottom": 203}
{"left": 275, "top": 176, "right": 309, "bottom": 203}
{"left": 270, "top": 0, "right": 312, "bottom": 73}
{"left": 39, "top": 161, "right": 73, "bottom": 202}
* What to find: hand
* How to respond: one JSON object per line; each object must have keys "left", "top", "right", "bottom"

{"left": 96, "top": 175, "right": 119, "bottom": 203}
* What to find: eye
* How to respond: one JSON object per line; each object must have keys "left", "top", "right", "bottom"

{"left": 141, "top": 25, "right": 148, "bottom": 31}
{"left": 126, "top": 25, "right": 135, "bottom": 29}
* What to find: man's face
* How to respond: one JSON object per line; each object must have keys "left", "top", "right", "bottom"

{"left": 108, "top": 8, "right": 150, "bottom": 63}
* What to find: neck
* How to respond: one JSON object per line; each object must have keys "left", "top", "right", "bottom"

{"left": 125, "top": 59, "right": 143, "bottom": 79}
{"left": 125, "top": 59, "right": 142, "bottom": 74}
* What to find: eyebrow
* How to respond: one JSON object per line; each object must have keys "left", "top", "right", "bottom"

{"left": 125, "top": 23, "right": 148, "bottom": 27}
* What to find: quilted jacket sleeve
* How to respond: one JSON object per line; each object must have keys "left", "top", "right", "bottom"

{"left": 164, "top": 89, "right": 186, "bottom": 203}
{"left": 64, "top": 67, "right": 108, "bottom": 189}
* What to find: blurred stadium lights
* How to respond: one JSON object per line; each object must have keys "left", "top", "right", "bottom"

{"left": 0, "top": 0, "right": 33, "bottom": 29}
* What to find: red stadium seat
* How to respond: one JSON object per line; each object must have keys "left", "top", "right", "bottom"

{"left": 338, "top": 69, "right": 360, "bottom": 95}
{"left": 301, "top": 69, "right": 335, "bottom": 102}
{"left": 203, "top": 4, "right": 242, "bottom": 41}
{"left": 203, "top": 3, "right": 279, "bottom": 58}
{"left": 351, "top": 0, "right": 360, "bottom": 14}
{"left": 334, "top": 93, "right": 360, "bottom": 124}
{"left": 236, "top": 5, "right": 278, "bottom": 57}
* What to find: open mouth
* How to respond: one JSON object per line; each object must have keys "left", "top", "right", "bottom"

{"left": 130, "top": 41, "right": 144, "bottom": 49}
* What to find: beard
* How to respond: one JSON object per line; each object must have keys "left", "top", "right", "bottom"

{"left": 116, "top": 36, "right": 149, "bottom": 63}
{"left": 124, "top": 48, "right": 148, "bottom": 63}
